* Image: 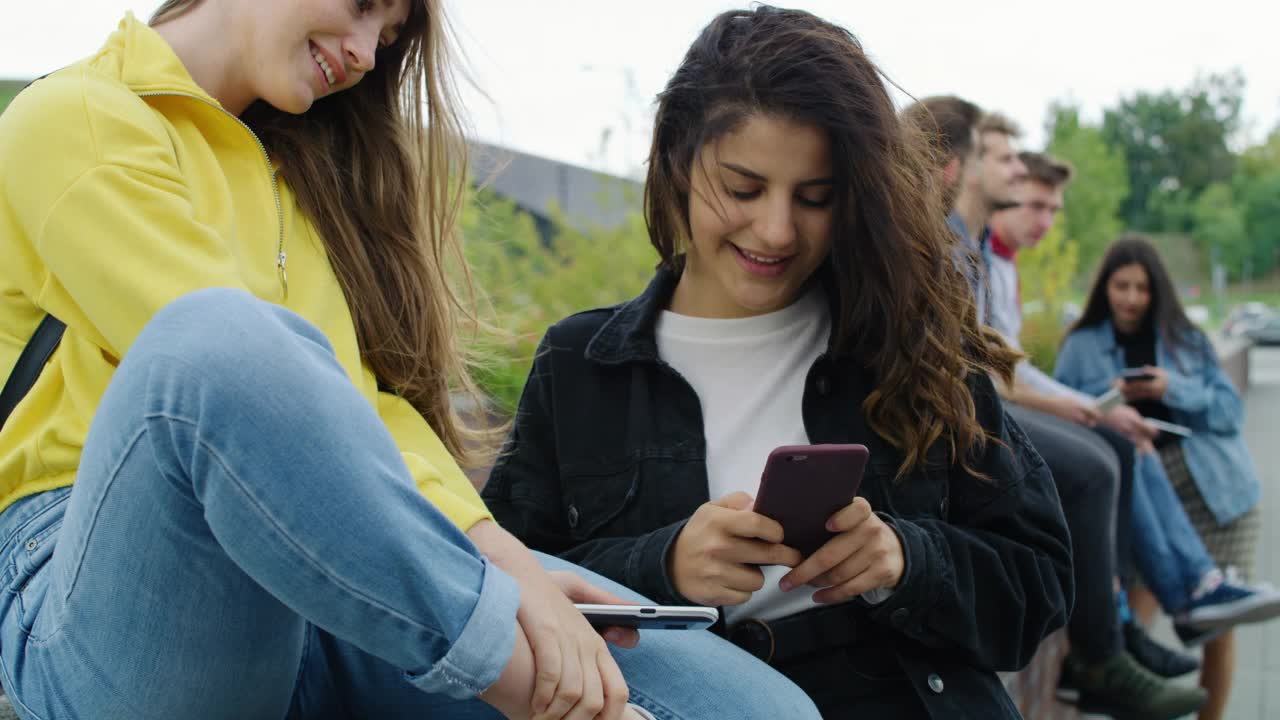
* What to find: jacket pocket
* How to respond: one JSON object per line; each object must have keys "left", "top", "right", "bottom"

{"left": 870, "top": 443, "right": 950, "bottom": 521}
{"left": 560, "top": 456, "right": 706, "bottom": 541}
{"left": 561, "top": 465, "right": 641, "bottom": 541}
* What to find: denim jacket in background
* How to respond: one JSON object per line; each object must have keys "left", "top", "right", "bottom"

{"left": 483, "top": 267, "right": 1073, "bottom": 719}
{"left": 946, "top": 209, "right": 992, "bottom": 325}
{"left": 1053, "top": 319, "right": 1261, "bottom": 525}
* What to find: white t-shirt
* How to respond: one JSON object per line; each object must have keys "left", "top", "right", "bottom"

{"left": 656, "top": 288, "right": 857, "bottom": 624}
{"left": 987, "top": 252, "right": 1094, "bottom": 404}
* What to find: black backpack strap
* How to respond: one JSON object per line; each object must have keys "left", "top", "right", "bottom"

{"left": 0, "top": 315, "right": 66, "bottom": 431}
{"left": 0, "top": 73, "right": 66, "bottom": 432}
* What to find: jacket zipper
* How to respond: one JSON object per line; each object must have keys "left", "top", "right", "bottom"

{"left": 136, "top": 91, "right": 287, "bottom": 300}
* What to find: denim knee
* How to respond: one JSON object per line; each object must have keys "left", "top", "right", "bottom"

{"left": 131, "top": 287, "right": 333, "bottom": 378}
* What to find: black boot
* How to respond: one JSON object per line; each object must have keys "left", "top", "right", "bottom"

{"left": 1125, "top": 621, "right": 1200, "bottom": 678}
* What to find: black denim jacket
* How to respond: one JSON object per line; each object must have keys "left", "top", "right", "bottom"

{"left": 483, "top": 268, "right": 1073, "bottom": 717}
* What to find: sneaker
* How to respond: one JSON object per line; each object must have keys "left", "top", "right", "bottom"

{"left": 1179, "top": 579, "right": 1280, "bottom": 632}
{"left": 1062, "top": 650, "right": 1207, "bottom": 720}
{"left": 1124, "top": 622, "right": 1200, "bottom": 678}
{"left": 1173, "top": 621, "right": 1225, "bottom": 648}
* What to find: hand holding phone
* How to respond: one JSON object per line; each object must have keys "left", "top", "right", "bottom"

{"left": 1121, "top": 367, "right": 1156, "bottom": 383}
{"left": 779, "top": 496, "right": 906, "bottom": 604}
{"left": 752, "top": 444, "right": 869, "bottom": 557}
{"left": 668, "top": 492, "right": 805, "bottom": 607}
{"left": 1119, "top": 366, "right": 1169, "bottom": 402}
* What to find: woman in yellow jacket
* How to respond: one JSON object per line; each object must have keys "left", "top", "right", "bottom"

{"left": 0, "top": 2, "right": 819, "bottom": 719}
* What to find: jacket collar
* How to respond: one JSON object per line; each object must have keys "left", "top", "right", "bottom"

{"left": 585, "top": 266, "right": 678, "bottom": 366}
{"left": 584, "top": 262, "right": 849, "bottom": 366}
{"left": 95, "top": 13, "right": 219, "bottom": 104}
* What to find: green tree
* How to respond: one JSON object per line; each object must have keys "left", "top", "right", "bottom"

{"left": 1228, "top": 130, "right": 1280, "bottom": 277}
{"left": 0, "top": 87, "right": 18, "bottom": 115}
{"left": 1101, "top": 71, "right": 1244, "bottom": 231}
{"left": 1044, "top": 103, "right": 1128, "bottom": 277}
{"left": 1191, "top": 182, "right": 1249, "bottom": 280}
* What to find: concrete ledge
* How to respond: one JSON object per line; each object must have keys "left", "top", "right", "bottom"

{"left": 1213, "top": 333, "right": 1252, "bottom": 394}
{"left": 1001, "top": 630, "right": 1076, "bottom": 719}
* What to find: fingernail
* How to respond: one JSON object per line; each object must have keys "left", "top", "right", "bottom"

{"left": 779, "top": 578, "right": 794, "bottom": 591}
{"left": 604, "top": 628, "right": 622, "bottom": 644}
{"left": 826, "top": 519, "right": 837, "bottom": 531}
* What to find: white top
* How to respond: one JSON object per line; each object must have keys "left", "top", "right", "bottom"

{"left": 987, "top": 253, "right": 1022, "bottom": 345}
{"left": 986, "top": 253, "right": 1094, "bottom": 404}
{"left": 656, "top": 288, "right": 869, "bottom": 623}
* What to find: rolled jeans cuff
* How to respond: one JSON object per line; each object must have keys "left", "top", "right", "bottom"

{"left": 406, "top": 557, "right": 521, "bottom": 698}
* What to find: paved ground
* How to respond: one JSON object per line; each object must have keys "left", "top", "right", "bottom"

{"left": 1092, "top": 345, "right": 1280, "bottom": 720}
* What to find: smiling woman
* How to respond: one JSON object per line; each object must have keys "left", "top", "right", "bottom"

{"left": 0, "top": 1, "right": 824, "bottom": 718}
{"left": 485, "top": 5, "right": 1073, "bottom": 719}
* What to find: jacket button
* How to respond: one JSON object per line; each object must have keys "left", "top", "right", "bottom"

{"left": 927, "top": 673, "right": 944, "bottom": 693}
{"left": 814, "top": 375, "right": 831, "bottom": 396}
{"left": 890, "top": 608, "right": 910, "bottom": 628}
{"left": 567, "top": 505, "right": 580, "bottom": 529}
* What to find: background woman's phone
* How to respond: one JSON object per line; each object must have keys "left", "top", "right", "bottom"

{"left": 1122, "top": 368, "right": 1157, "bottom": 382}
{"left": 574, "top": 604, "right": 718, "bottom": 630}
{"left": 752, "top": 444, "right": 870, "bottom": 556}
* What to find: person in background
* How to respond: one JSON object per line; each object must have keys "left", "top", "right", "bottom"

{"left": 906, "top": 99, "right": 1207, "bottom": 719}
{"left": 990, "top": 153, "right": 1280, "bottom": 706}
{"left": 1057, "top": 235, "right": 1270, "bottom": 720}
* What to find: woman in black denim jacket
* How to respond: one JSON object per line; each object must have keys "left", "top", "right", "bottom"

{"left": 483, "top": 7, "right": 1073, "bottom": 718}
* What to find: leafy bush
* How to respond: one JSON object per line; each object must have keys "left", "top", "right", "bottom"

{"left": 1016, "top": 224, "right": 1079, "bottom": 373}
{"left": 461, "top": 188, "right": 656, "bottom": 414}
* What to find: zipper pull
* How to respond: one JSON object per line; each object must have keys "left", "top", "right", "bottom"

{"left": 277, "top": 251, "right": 289, "bottom": 300}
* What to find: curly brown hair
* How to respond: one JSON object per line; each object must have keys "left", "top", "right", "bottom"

{"left": 644, "top": 6, "right": 1020, "bottom": 479}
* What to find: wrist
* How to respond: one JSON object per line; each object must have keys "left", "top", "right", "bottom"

{"left": 467, "top": 520, "right": 532, "bottom": 573}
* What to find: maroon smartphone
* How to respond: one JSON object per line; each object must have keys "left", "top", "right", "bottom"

{"left": 752, "top": 444, "right": 870, "bottom": 556}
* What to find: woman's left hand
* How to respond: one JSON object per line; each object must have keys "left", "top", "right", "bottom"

{"left": 1119, "top": 365, "right": 1169, "bottom": 402}
{"left": 777, "top": 497, "right": 905, "bottom": 604}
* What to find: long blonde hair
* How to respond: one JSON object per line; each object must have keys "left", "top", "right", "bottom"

{"left": 151, "top": 0, "right": 493, "bottom": 464}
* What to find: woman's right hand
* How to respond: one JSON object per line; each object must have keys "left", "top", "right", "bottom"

{"left": 515, "top": 568, "right": 628, "bottom": 720}
{"left": 483, "top": 623, "right": 645, "bottom": 720}
{"left": 468, "top": 520, "right": 629, "bottom": 720}
{"left": 668, "top": 492, "right": 803, "bottom": 606}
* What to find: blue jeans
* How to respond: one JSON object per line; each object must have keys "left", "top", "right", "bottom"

{"left": 1129, "top": 450, "right": 1216, "bottom": 613}
{"left": 0, "top": 288, "right": 819, "bottom": 720}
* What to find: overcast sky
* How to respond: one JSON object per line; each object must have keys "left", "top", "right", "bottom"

{"left": 3, "top": 1, "right": 1276, "bottom": 177}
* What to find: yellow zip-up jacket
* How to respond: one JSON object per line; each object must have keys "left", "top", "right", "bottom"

{"left": 0, "top": 14, "right": 491, "bottom": 529}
